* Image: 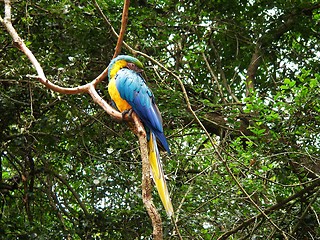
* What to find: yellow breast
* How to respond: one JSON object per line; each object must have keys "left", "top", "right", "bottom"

{"left": 109, "top": 60, "right": 127, "bottom": 79}
{"left": 108, "top": 77, "right": 132, "bottom": 112}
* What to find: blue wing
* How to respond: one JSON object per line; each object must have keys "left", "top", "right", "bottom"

{"left": 115, "top": 68, "right": 170, "bottom": 153}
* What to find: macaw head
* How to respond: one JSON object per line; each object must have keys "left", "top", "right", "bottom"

{"left": 108, "top": 55, "right": 144, "bottom": 80}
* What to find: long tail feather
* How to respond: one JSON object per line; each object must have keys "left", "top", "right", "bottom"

{"left": 148, "top": 132, "right": 173, "bottom": 217}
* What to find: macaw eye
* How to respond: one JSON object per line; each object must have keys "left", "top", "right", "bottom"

{"left": 127, "top": 62, "right": 143, "bottom": 73}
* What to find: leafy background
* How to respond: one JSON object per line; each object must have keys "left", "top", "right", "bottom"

{"left": 1, "top": 0, "right": 320, "bottom": 239}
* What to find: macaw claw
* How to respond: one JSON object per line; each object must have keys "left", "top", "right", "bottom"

{"left": 122, "top": 109, "right": 133, "bottom": 120}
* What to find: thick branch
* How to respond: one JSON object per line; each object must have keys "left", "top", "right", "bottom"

{"left": 134, "top": 114, "right": 163, "bottom": 239}
{"left": 246, "top": 43, "right": 261, "bottom": 96}
{"left": 0, "top": 0, "right": 125, "bottom": 119}
{"left": 88, "top": 85, "right": 122, "bottom": 120}
{"left": 93, "top": 2, "right": 167, "bottom": 237}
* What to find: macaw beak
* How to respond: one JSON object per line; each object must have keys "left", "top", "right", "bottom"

{"left": 127, "top": 62, "right": 144, "bottom": 73}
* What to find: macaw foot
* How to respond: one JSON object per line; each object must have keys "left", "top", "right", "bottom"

{"left": 122, "top": 109, "right": 133, "bottom": 120}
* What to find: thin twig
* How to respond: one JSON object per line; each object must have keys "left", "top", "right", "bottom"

{"left": 49, "top": 169, "right": 90, "bottom": 218}
{"left": 175, "top": 179, "right": 194, "bottom": 221}
{"left": 171, "top": 215, "right": 183, "bottom": 240}
{"left": 202, "top": 52, "right": 226, "bottom": 103}
{"left": 217, "top": 180, "right": 320, "bottom": 239}
{"left": 93, "top": 0, "right": 129, "bottom": 60}
{"left": 222, "top": 159, "right": 293, "bottom": 240}
{"left": 92, "top": 0, "right": 119, "bottom": 39}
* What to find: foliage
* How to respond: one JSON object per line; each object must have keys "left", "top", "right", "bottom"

{"left": 1, "top": 0, "right": 320, "bottom": 239}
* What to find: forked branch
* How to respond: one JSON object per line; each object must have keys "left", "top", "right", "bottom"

{"left": 1, "top": 0, "right": 163, "bottom": 238}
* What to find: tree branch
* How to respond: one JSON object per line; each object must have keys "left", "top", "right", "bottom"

{"left": 246, "top": 42, "right": 261, "bottom": 96}
{"left": 291, "top": 187, "right": 320, "bottom": 235}
{"left": 245, "top": 2, "right": 320, "bottom": 95}
{"left": 49, "top": 169, "right": 90, "bottom": 218}
{"left": 217, "top": 179, "right": 320, "bottom": 239}
{"left": 1, "top": 0, "right": 164, "bottom": 238}
{"left": 112, "top": 0, "right": 130, "bottom": 58}
{"left": 92, "top": 2, "right": 164, "bottom": 237}
{"left": 202, "top": 52, "right": 226, "bottom": 103}
{"left": 135, "top": 114, "right": 163, "bottom": 239}
{"left": 134, "top": 21, "right": 293, "bottom": 239}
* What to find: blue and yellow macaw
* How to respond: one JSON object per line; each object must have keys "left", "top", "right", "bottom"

{"left": 107, "top": 55, "right": 173, "bottom": 217}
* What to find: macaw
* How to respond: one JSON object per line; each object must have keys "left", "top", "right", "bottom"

{"left": 107, "top": 55, "right": 173, "bottom": 217}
